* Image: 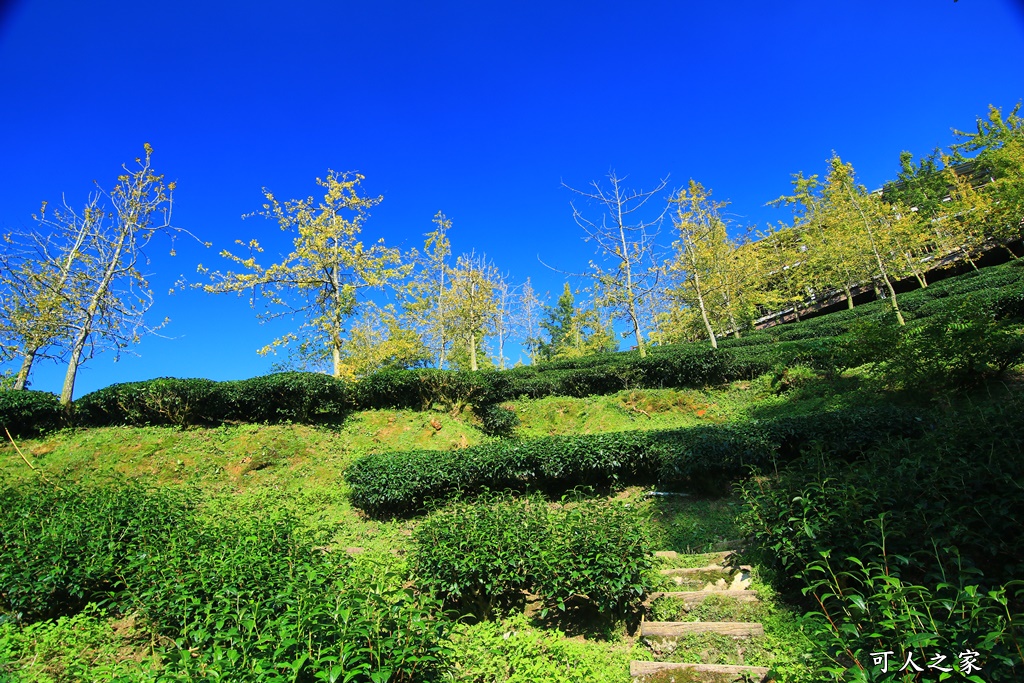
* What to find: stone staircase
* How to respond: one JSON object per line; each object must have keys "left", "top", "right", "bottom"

{"left": 631, "top": 550, "right": 770, "bottom": 682}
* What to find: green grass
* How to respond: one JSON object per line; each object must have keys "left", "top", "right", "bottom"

{"left": 4, "top": 273, "right": 1020, "bottom": 683}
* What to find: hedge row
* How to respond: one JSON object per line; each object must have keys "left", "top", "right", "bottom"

{"left": 0, "top": 341, "right": 847, "bottom": 437}
{"left": 3, "top": 262, "right": 1021, "bottom": 437}
{"left": 345, "top": 404, "right": 928, "bottom": 517}
{"left": 0, "top": 390, "right": 64, "bottom": 438}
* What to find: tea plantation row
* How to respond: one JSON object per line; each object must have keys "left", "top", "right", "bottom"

{"left": 3, "top": 261, "right": 1021, "bottom": 438}
{"left": 345, "top": 404, "right": 928, "bottom": 517}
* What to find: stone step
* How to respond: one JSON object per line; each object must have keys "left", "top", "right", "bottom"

{"left": 640, "top": 621, "right": 764, "bottom": 638}
{"left": 659, "top": 563, "right": 752, "bottom": 576}
{"left": 654, "top": 548, "right": 741, "bottom": 561}
{"left": 630, "top": 660, "right": 770, "bottom": 681}
{"left": 644, "top": 589, "right": 760, "bottom": 607}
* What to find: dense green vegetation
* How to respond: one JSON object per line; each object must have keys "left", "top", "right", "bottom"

{"left": 2, "top": 260, "right": 1024, "bottom": 681}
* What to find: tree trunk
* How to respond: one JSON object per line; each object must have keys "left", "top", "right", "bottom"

{"left": 332, "top": 342, "right": 342, "bottom": 378}
{"left": 843, "top": 284, "right": 854, "bottom": 310}
{"left": 693, "top": 273, "right": 717, "bottom": 349}
{"left": 469, "top": 332, "right": 477, "bottom": 372}
{"left": 849, "top": 185, "right": 904, "bottom": 325}
{"left": 618, "top": 214, "right": 646, "bottom": 358}
{"left": 629, "top": 305, "right": 646, "bottom": 357}
{"left": 14, "top": 347, "right": 36, "bottom": 390}
{"left": 61, "top": 330, "right": 89, "bottom": 406}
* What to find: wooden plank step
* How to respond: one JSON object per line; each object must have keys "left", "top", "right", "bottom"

{"left": 660, "top": 564, "right": 752, "bottom": 576}
{"left": 645, "top": 589, "right": 759, "bottom": 606}
{"left": 630, "top": 660, "right": 769, "bottom": 680}
{"left": 641, "top": 621, "right": 764, "bottom": 638}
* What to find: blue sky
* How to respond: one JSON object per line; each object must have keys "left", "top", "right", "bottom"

{"left": 1, "top": 0, "right": 1023, "bottom": 398}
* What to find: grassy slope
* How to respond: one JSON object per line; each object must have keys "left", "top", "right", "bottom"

{"left": 0, "top": 372, "right": 881, "bottom": 681}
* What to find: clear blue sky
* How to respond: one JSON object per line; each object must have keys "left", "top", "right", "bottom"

{"left": 1, "top": 0, "right": 1023, "bottom": 397}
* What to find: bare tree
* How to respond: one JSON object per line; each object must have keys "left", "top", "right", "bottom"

{"left": 1, "top": 145, "right": 202, "bottom": 403}
{"left": 516, "top": 277, "right": 544, "bottom": 365}
{"left": 490, "top": 270, "right": 516, "bottom": 370}
{"left": 562, "top": 172, "right": 668, "bottom": 357}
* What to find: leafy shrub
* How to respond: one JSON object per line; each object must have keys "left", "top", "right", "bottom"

{"left": 0, "top": 605, "right": 158, "bottom": 682}
{"left": 413, "top": 496, "right": 652, "bottom": 624}
{"left": 135, "top": 514, "right": 453, "bottom": 682}
{"left": 412, "top": 496, "right": 549, "bottom": 619}
{"left": 535, "top": 499, "right": 652, "bottom": 620}
{"left": 0, "top": 389, "right": 64, "bottom": 437}
{"left": 452, "top": 612, "right": 634, "bottom": 682}
{"left": 736, "top": 395, "right": 1024, "bottom": 679}
{"left": 800, "top": 531, "right": 1023, "bottom": 682}
{"left": 0, "top": 479, "right": 456, "bottom": 682}
{"left": 348, "top": 405, "right": 927, "bottom": 517}
{"left": 851, "top": 300, "right": 1024, "bottom": 390}
{"left": 222, "top": 371, "right": 350, "bottom": 423}
{"left": 0, "top": 479, "right": 187, "bottom": 621}
{"left": 73, "top": 372, "right": 351, "bottom": 428}
{"left": 346, "top": 429, "right": 665, "bottom": 517}
{"left": 477, "top": 403, "right": 520, "bottom": 437}
{"left": 72, "top": 377, "right": 224, "bottom": 427}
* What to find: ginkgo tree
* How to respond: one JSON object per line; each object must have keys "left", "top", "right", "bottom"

{"left": 445, "top": 252, "right": 499, "bottom": 372}
{"left": 201, "top": 171, "right": 407, "bottom": 378}
{"left": 404, "top": 212, "right": 455, "bottom": 368}
{"left": 1, "top": 144, "right": 198, "bottom": 403}
{"left": 563, "top": 173, "right": 667, "bottom": 358}
{"left": 771, "top": 171, "right": 868, "bottom": 310}
{"left": 952, "top": 102, "right": 1024, "bottom": 255}
{"left": 823, "top": 154, "right": 905, "bottom": 325}
{"left": 0, "top": 242, "right": 74, "bottom": 390}
{"left": 665, "top": 180, "right": 732, "bottom": 348}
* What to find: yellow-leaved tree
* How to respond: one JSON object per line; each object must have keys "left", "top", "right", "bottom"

{"left": 201, "top": 171, "right": 408, "bottom": 378}
{"left": 1, "top": 144, "right": 201, "bottom": 403}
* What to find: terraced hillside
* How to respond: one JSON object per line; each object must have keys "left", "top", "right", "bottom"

{"left": 2, "top": 261, "right": 1023, "bottom": 682}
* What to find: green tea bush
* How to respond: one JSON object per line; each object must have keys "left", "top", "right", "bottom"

{"left": 0, "top": 389, "right": 64, "bottom": 437}
{"left": 0, "top": 479, "right": 456, "bottom": 682}
{"left": 222, "top": 371, "right": 350, "bottom": 423}
{"left": 451, "top": 613, "right": 634, "bottom": 683}
{"left": 412, "top": 496, "right": 549, "bottom": 619}
{"left": 800, "top": 532, "right": 1023, "bottom": 682}
{"left": 535, "top": 499, "right": 652, "bottom": 619}
{"left": 135, "top": 513, "right": 453, "bottom": 682}
{"left": 0, "top": 479, "right": 187, "bottom": 621}
{"left": 477, "top": 403, "right": 520, "bottom": 437}
{"left": 737, "top": 396, "right": 1024, "bottom": 680}
{"left": 413, "top": 496, "right": 652, "bottom": 624}
{"left": 348, "top": 405, "right": 926, "bottom": 517}
{"left": 73, "top": 372, "right": 350, "bottom": 427}
{"left": 0, "top": 604, "right": 158, "bottom": 682}
{"left": 72, "top": 377, "right": 224, "bottom": 427}
{"left": 346, "top": 429, "right": 665, "bottom": 517}
{"left": 850, "top": 299, "right": 1024, "bottom": 391}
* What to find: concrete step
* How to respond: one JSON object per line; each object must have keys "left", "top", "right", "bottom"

{"left": 641, "top": 621, "right": 764, "bottom": 638}
{"left": 645, "top": 589, "right": 760, "bottom": 607}
{"left": 630, "top": 660, "right": 769, "bottom": 681}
